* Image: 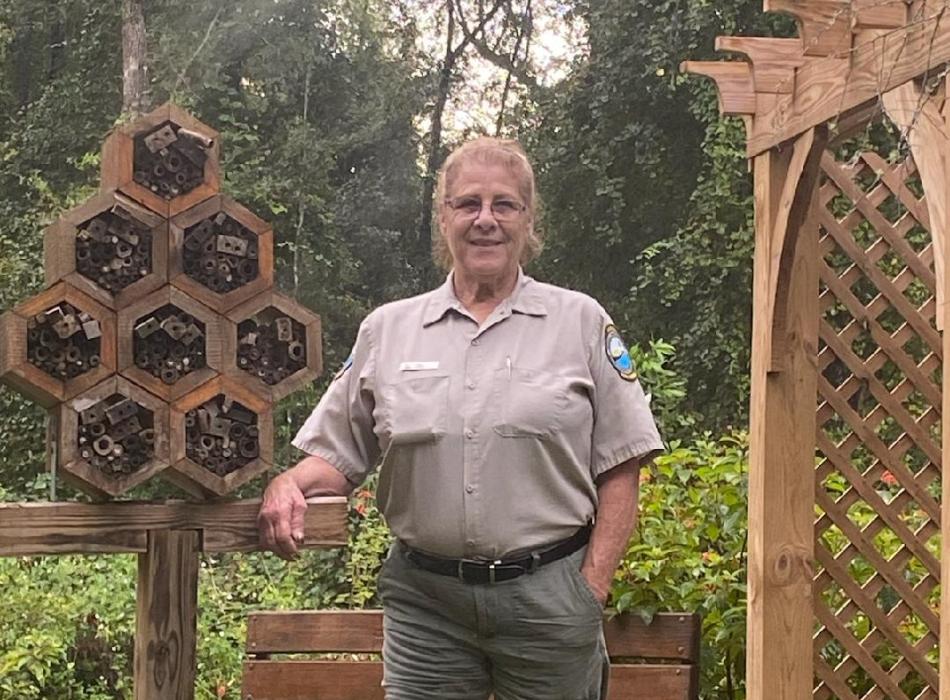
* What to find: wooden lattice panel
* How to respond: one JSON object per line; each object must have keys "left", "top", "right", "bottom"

{"left": 814, "top": 151, "right": 941, "bottom": 699}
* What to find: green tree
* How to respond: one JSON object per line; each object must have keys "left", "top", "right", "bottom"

{"left": 528, "top": 0, "right": 794, "bottom": 433}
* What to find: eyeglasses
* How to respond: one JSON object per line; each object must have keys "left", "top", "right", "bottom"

{"left": 445, "top": 196, "right": 526, "bottom": 221}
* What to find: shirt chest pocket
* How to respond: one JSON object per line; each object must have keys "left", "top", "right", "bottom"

{"left": 491, "top": 366, "right": 569, "bottom": 439}
{"left": 381, "top": 373, "right": 450, "bottom": 445}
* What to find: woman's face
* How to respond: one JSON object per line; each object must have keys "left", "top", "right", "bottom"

{"left": 440, "top": 161, "right": 531, "bottom": 281}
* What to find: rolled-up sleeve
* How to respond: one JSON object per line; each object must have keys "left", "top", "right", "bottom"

{"left": 587, "top": 307, "right": 664, "bottom": 478}
{"left": 292, "top": 315, "right": 380, "bottom": 486}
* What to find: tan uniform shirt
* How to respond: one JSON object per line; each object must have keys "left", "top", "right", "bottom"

{"left": 293, "top": 270, "right": 663, "bottom": 559}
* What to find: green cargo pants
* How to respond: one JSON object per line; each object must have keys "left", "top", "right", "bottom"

{"left": 379, "top": 542, "right": 609, "bottom": 700}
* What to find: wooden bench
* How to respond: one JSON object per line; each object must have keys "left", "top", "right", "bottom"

{"left": 242, "top": 610, "right": 700, "bottom": 699}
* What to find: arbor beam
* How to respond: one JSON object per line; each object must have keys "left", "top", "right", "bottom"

{"left": 715, "top": 37, "right": 806, "bottom": 94}
{"left": 749, "top": 9, "right": 950, "bottom": 155}
{"left": 764, "top": 0, "right": 853, "bottom": 56}
{"left": 680, "top": 61, "right": 756, "bottom": 115}
{"left": 0, "top": 497, "right": 347, "bottom": 556}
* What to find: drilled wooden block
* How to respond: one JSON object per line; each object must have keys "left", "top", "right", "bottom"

{"left": 168, "top": 375, "right": 273, "bottom": 499}
{"left": 43, "top": 190, "right": 168, "bottom": 310}
{"left": 54, "top": 376, "right": 170, "bottom": 499}
{"left": 101, "top": 102, "right": 220, "bottom": 218}
{"left": 0, "top": 283, "right": 116, "bottom": 407}
{"left": 224, "top": 290, "right": 323, "bottom": 402}
{"left": 117, "top": 286, "right": 223, "bottom": 401}
{"left": 169, "top": 195, "right": 274, "bottom": 312}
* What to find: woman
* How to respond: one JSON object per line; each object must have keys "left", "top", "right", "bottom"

{"left": 258, "top": 137, "right": 662, "bottom": 699}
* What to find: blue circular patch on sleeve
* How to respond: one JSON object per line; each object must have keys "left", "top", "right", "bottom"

{"left": 604, "top": 324, "right": 638, "bottom": 381}
{"left": 333, "top": 352, "right": 354, "bottom": 381}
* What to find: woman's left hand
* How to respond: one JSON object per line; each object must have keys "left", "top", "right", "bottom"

{"left": 581, "top": 567, "right": 610, "bottom": 607}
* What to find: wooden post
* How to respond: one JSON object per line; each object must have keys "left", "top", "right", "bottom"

{"left": 940, "top": 73, "right": 950, "bottom": 700}
{"left": 746, "top": 131, "right": 822, "bottom": 700}
{"left": 135, "top": 529, "right": 199, "bottom": 700}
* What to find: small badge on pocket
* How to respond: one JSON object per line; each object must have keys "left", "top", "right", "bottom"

{"left": 604, "top": 324, "right": 637, "bottom": 382}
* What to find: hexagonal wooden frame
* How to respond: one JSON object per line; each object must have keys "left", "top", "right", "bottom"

{"left": 0, "top": 283, "right": 116, "bottom": 407}
{"left": 116, "top": 286, "right": 223, "bottom": 401}
{"left": 100, "top": 102, "right": 220, "bottom": 218}
{"left": 55, "top": 375, "right": 170, "bottom": 499}
{"left": 168, "top": 195, "right": 274, "bottom": 312}
{"left": 43, "top": 190, "right": 168, "bottom": 310}
{"left": 223, "top": 290, "right": 323, "bottom": 402}
{"left": 167, "top": 375, "right": 273, "bottom": 499}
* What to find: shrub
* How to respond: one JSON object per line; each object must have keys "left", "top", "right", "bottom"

{"left": 611, "top": 432, "right": 748, "bottom": 699}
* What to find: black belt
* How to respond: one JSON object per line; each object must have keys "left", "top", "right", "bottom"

{"left": 404, "top": 524, "right": 592, "bottom": 584}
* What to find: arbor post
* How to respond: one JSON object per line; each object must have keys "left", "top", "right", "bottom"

{"left": 746, "top": 131, "right": 823, "bottom": 699}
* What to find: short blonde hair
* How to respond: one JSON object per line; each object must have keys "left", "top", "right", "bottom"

{"left": 433, "top": 137, "right": 543, "bottom": 271}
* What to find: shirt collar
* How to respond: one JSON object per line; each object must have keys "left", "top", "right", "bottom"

{"left": 422, "top": 267, "right": 547, "bottom": 326}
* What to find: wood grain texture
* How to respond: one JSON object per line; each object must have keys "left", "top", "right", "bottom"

{"left": 102, "top": 107, "right": 170, "bottom": 217}
{"left": 1, "top": 283, "right": 117, "bottom": 405}
{"left": 764, "top": 0, "right": 852, "bottom": 56}
{"left": 48, "top": 192, "right": 168, "bottom": 312}
{"left": 853, "top": 0, "right": 908, "bottom": 30}
{"left": 768, "top": 127, "right": 827, "bottom": 370}
{"left": 940, "top": 71, "right": 950, "bottom": 700}
{"left": 0, "top": 311, "right": 63, "bottom": 407}
{"left": 749, "top": 10, "right": 950, "bottom": 154}
{"left": 715, "top": 37, "right": 805, "bottom": 94}
{"left": 101, "top": 103, "right": 221, "bottom": 218}
{"left": 245, "top": 610, "right": 701, "bottom": 662}
{"left": 679, "top": 61, "right": 755, "bottom": 115}
{"left": 745, "top": 146, "right": 820, "bottom": 700}
{"left": 224, "top": 290, "right": 324, "bottom": 402}
{"left": 241, "top": 661, "right": 696, "bottom": 700}
{"left": 167, "top": 375, "right": 274, "bottom": 498}
{"left": 168, "top": 195, "right": 274, "bottom": 312}
{"left": 56, "top": 375, "right": 171, "bottom": 499}
{"left": 0, "top": 497, "right": 347, "bottom": 555}
{"left": 165, "top": 102, "right": 221, "bottom": 218}
{"left": 135, "top": 529, "right": 199, "bottom": 700}
{"left": 116, "top": 285, "right": 222, "bottom": 402}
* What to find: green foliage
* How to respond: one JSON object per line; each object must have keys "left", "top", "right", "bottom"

{"left": 529, "top": 0, "right": 794, "bottom": 434}
{"left": 0, "top": 504, "right": 389, "bottom": 700}
{"left": 612, "top": 433, "right": 749, "bottom": 700}
{"left": 0, "top": 553, "right": 136, "bottom": 699}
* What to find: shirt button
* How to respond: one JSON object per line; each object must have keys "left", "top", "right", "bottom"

{"left": 464, "top": 429, "right": 475, "bottom": 439}
{"left": 465, "top": 484, "right": 475, "bottom": 494}
{"left": 471, "top": 338, "right": 480, "bottom": 346}
{"left": 466, "top": 380, "right": 476, "bottom": 390}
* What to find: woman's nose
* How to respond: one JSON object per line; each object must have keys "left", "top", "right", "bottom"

{"left": 473, "top": 202, "right": 498, "bottom": 228}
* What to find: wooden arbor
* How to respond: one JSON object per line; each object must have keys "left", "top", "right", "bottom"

{"left": 684, "top": 2, "right": 950, "bottom": 699}
{"left": 0, "top": 103, "right": 343, "bottom": 700}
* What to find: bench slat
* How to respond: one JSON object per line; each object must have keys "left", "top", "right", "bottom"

{"left": 246, "top": 611, "right": 701, "bottom": 663}
{"left": 242, "top": 661, "right": 697, "bottom": 700}
{"left": 247, "top": 610, "right": 384, "bottom": 655}
{"left": 607, "top": 664, "right": 697, "bottom": 700}
{"left": 243, "top": 661, "right": 383, "bottom": 700}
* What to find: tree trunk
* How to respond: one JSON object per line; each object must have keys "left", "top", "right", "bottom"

{"left": 47, "top": 1, "right": 66, "bottom": 82}
{"left": 415, "top": 2, "right": 457, "bottom": 288}
{"left": 122, "top": 0, "right": 149, "bottom": 115}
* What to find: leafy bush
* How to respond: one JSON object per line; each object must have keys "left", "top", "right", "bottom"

{"left": 612, "top": 433, "right": 748, "bottom": 700}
